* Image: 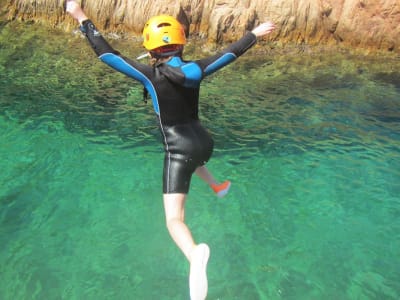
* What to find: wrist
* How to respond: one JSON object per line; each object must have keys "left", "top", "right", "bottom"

{"left": 78, "top": 17, "right": 89, "bottom": 25}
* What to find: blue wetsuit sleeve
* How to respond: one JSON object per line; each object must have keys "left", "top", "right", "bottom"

{"left": 197, "top": 32, "right": 257, "bottom": 76}
{"left": 79, "top": 20, "right": 160, "bottom": 114}
{"left": 79, "top": 20, "right": 152, "bottom": 84}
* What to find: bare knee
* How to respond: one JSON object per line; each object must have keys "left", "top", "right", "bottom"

{"left": 165, "top": 216, "right": 182, "bottom": 231}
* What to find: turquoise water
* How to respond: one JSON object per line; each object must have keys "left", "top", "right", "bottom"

{"left": 1, "top": 21, "right": 400, "bottom": 300}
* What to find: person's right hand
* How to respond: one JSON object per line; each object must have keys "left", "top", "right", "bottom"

{"left": 65, "top": 0, "right": 88, "bottom": 24}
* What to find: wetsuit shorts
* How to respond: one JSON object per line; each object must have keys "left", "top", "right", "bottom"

{"left": 162, "top": 120, "right": 214, "bottom": 194}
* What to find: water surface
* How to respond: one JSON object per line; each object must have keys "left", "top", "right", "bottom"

{"left": 1, "top": 21, "right": 400, "bottom": 299}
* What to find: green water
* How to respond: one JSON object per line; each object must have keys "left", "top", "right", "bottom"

{"left": 1, "top": 21, "right": 400, "bottom": 300}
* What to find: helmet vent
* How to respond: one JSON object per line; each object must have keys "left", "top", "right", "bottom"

{"left": 157, "top": 22, "right": 171, "bottom": 28}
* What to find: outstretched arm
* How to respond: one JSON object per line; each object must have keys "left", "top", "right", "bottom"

{"left": 65, "top": 1, "right": 158, "bottom": 112}
{"left": 198, "top": 21, "right": 276, "bottom": 76}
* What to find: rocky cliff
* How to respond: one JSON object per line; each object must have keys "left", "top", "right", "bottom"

{"left": 3, "top": 0, "right": 400, "bottom": 52}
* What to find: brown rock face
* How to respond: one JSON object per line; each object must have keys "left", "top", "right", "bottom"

{"left": 3, "top": 0, "right": 400, "bottom": 52}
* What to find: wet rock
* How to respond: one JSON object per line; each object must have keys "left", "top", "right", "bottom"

{"left": 3, "top": 0, "right": 400, "bottom": 52}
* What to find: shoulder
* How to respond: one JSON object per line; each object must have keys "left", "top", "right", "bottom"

{"left": 165, "top": 57, "right": 203, "bottom": 87}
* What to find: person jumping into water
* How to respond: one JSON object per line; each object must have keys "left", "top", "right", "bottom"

{"left": 65, "top": 1, "right": 275, "bottom": 299}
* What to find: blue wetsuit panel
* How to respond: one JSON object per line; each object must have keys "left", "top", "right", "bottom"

{"left": 204, "top": 53, "right": 237, "bottom": 76}
{"left": 181, "top": 63, "right": 202, "bottom": 88}
{"left": 166, "top": 57, "right": 202, "bottom": 88}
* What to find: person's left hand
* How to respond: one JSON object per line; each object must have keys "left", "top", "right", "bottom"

{"left": 251, "top": 22, "right": 276, "bottom": 37}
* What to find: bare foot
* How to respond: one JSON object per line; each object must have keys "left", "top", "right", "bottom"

{"left": 189, "top": 243, "right": 210, "bottom": 300}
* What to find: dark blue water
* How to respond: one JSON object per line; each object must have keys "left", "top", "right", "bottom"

{"left": 1, "top": 21, "right": 400, "bottom": 299}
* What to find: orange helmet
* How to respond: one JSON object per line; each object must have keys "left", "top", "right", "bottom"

{"left": 142, "top": 15, "right": 186, "bottom": 51}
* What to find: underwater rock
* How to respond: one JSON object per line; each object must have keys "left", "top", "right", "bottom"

{"left": 3, "top": 0, "right": 400, "bottom": 53}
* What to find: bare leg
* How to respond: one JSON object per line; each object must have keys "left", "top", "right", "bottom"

{"left": 195, "top": 165, "right": 231, "bottom": 198}
{"left": 163, "top": 193, "right": 195, "bottom": 260}
{"left": 163, "top": 193, "right": 209, "bottom": 300}
{"left": 195, "top": 165, "right": 217, "bottom": 186}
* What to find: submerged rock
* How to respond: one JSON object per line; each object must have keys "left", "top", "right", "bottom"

{"left": 2, "top": 0, "right": 400, "bottom": 53}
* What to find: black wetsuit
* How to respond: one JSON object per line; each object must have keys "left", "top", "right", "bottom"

{"left": 80, "top": 20, "right": 257, "bottom": 193}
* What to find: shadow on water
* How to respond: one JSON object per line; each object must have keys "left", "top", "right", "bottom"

{"left": 372, "top": 71, "right": 400, "bottom": 89}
